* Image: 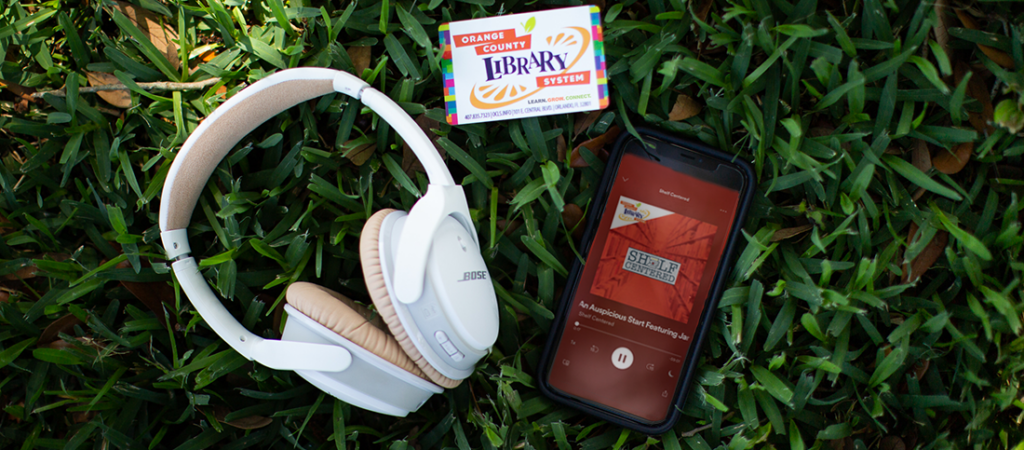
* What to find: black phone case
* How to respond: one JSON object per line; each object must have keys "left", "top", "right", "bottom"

{"left": 537, "top": 126, "right": 756, "bottom": 434}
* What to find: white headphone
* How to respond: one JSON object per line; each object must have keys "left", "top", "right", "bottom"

{"left": 158, "top": 68, "right": 499, "bottom": 416}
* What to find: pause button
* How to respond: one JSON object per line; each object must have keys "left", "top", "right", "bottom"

{"left": 611, "top": 347, "right": 633, "bottom": 369}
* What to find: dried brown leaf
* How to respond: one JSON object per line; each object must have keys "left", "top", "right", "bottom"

{"left": 570, "top": 125, "right": 620, "bottom": 168}
{"left": 72, "top": 411, "right": 96, "bottom": 424}
{"left": 692, "top": 0, "right": 714, "bottom": 22}
{"left": 955, "top": 9, "right": 1015, "bottom": 69}
{"left": 117, "top": 260, "right": 176, "bottom": 328}
{"left": 86, "top": 72, "right": 132, "bottom": 108}
{"left": 344, "top": 141, "right": 376, "bottom": 166}
{"left": 880, "top": 436, "right": 906, "bottom": 450}
{"left": 211, "top": 405, "right": 272, "bottom": 430}
{"left": 39, "top": 314, "right": 84, "bottom": 347}
{"left": 111, "top": 1, "right": 180, "bottom": 69}
{"left": 561, "top": 203, "right": 585, "bottom": 239}
{"left": 0, "top": 79, "right": 39, "bottom": 112}
{"left": 902, "top": 222, "right": 949, "bottom": 284}
{"left": 2, "top": 253, "right": 69, "bottom": 281}
{"left": 770, "top": 224, "right": 813, "bottom": 242}
{"left": 954, "top": 61, "right": 994, "bottom": 134}
{"left": 912, "top": 140, "right": 932, "bottom": 173}
{"left": 932, "top": 0, "right": 950, "bottom": 57}
{"left": 913, "top": 358, "right": 930, "bottom": 380}
{"left": 348, "top": 46, "right": 372, "bottom": 76}
{"left": 829, "top": 438, "right": 855, "bottom": 450}
{"left": 573, "top": 111, "right": 601, "bottom": 138}
{"left": 668, "top": 94, "right": 701, "bottom": 121}
{"left": 912, "top": 187, "right": 927, "bottom": 202}
{"left": 402, "top": 114, "right": 444, "bottom": 174}
{"left": 932, "top": 142, "right": 973, "bottom": 175}
{"left": 1, "top": 261, "right": 37, "bottom": 281}
{"left": 556, "top": 134, "right": 567, "bottom": 162}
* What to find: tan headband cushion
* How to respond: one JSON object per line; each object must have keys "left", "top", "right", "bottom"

{"left": 361, "top": 209, "right": 462, "bottom": 389}
{"left": 285, "top": 281, "right": 428, "bottom": 381}
{"left": 163, "top": 78, "right": 335, "bottom": 230}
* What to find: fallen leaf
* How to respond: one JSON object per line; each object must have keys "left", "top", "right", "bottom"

{"left": 668, "top": 94, "right": 701, "bottom": 121}
{"left": 573, "top": 111, "right": 601, "bottom": 138}
{"left": 561, "top": 204, "right": 584, "bottom": 239}
{"left": 72, "top": 411, "right": 96, "bottom": 424}
{"left": 902, "top": 222, "right": 949, "bottom": 284}
{"left": 932, "top": 0, "right": 950, "bottom": 58}
{"left": 402, "top": 114, "right": 444, "bottom": 174}
{"left": 955, "top": 9, "right": 1015, "bottom": 69}
{"left": 829, "top": 438, "right": 855, "bottom": 450}
{"left": 343, "top": 141, "right": 376, "bottom": 166}
{"left": 570, "top": 125, "right": 620, "bottom": 168}
{"left": 0, "top": 212, "right": 14, "bottom": 233}
{"left": 879, "top": 436, "right": 906, "bottom": 450}
{"left": 86, "top": 72, "right": 132, "bottom": 108}
{"left": 1, "top": 260, "right": 37, "bottom": 281}
{"left": 497, "top": 219, "right": 522, "bottom": 237}
{"left": 211, "top": 405, "right": 273, "bottom": 430}
{"left": 954, "top": 61, "right": 994, "bottom": 134}
{"left": 348, "top": 46, "right": 372, "bottom": 76}
{"left": 2, "top": 253, "right": 70, "bottom": 281}
{"left": 117, "top": 260, "right": 177, "bottom": 328}
{"left": 912, "top": 140, "right": 932, "bottom": 173}
{"left": 912, "top": 358, "right": 930, "bottom": 380}
{"left": 770, "top": 224, "right": 814, "bottom": 242}
{"left": 48, "top": 336, "right": 104, "bottom": 351}
{"left": 0, "top": 79, "right": 39, "bottom": 112}
{"left": 39, "top": 314, "right": 84, "bottom": 347}
{"left": 692, "top": 0, "right": 714, "bottom": 23}
{"left": 111, "top": 0, "right": 180, "bottom": 69}
{"left": 911, "top": 187, "right": 926, "bottom": 202}
{"left": 556, "top": 134, "right": 567, "bottom": 162}
{"left": 932, "top": 142, "right": 973, "bottom": 174}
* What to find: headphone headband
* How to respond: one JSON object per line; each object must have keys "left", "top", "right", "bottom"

{"left": 159, "top": 68, "right": 454, "bottom": 234}
{"left": 157, "top": 68, "right": 473, "bottom": 372}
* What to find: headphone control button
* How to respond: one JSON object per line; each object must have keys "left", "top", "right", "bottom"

{"left": 440, "top": 341, "right": 458, "bottom": 355}
{"left": 450, "top": 351, "right": 465, "bottom": 362}
{"left": 434, "top": 331, "right": 449, "bottom": 344}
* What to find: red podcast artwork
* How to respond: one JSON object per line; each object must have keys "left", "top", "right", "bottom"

{"left": 590, "top": 196, "right": 717, "bottom": 323}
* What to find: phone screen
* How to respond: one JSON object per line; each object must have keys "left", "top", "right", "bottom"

{"left": 546, "top": 143, "right": 742, "bottom": 422}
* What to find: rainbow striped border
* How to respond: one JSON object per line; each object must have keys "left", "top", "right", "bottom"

{"left": 438, "top": 7, "right": 608, "bottom": 124}
{"left": 438, "top": 23, "right": 458, "bottom": 125}
{"left": 591, "top": 6, "right": 608, "bottom": 109}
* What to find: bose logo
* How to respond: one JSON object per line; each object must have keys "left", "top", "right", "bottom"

{"left": 458, "top": 271, "right": 488, "bottom": 282}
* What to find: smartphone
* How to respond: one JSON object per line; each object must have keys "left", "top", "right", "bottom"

{"left": 538, "top": 127, "right": 754, "bottom": 433}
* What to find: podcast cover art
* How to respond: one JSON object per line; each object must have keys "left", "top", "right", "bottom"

{"left": 590, "top": 196, "right": 718, "bottom": 323}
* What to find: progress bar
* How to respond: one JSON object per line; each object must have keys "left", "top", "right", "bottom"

{"left": 576, "top": 321, "right": 683, "bottom": 358}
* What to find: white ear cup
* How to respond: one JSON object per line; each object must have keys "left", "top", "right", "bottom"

{"left": 281, "top": 305, "right": 442, "bottom": 416}
{"left": 375, "top": 211, "right": 499, "bottom": 380}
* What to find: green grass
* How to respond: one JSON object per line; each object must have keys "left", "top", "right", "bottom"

{"left": 1, "top": 0, "right": 1023, "bottom": 449}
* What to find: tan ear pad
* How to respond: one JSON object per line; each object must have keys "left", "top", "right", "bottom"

{"left": 285, "top": 281, "right": 428, "bottom": 381}
{"left": 361, "top": 209, "right": 462, "bottom": 389}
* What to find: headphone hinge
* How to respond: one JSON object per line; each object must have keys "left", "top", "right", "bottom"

{"left": 161, "top": 228, "right": 192, "bottom": 260}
